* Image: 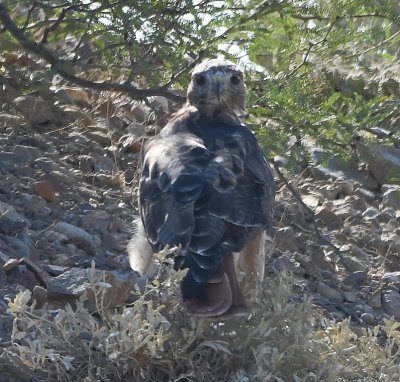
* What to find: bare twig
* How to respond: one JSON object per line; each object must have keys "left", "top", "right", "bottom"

{"left": 41, "top": 5, "right": 76, "bottom": 44}
{"left": 271, "top": 159, "right": 353, "bottom": 272}
{"left": 286, "top": 17, "right": 338, "bottom": 78}
{"left": 0, "top": 3, "right": 185, "bottom": 104}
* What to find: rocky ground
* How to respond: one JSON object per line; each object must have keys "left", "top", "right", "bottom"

{"left": 1, "top": 52, "right": 400, "bottom": 381}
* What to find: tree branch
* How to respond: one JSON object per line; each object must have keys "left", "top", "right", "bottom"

{"left": 0, "top": 3, "right": 185, "bottom": 104}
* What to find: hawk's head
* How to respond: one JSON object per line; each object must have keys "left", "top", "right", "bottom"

{"left": 187, "top": 59, "right": 246, "bottom": 116}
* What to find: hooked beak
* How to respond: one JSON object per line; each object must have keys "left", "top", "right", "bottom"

{"left": 214, "top": 80, "right": 223, "bottom": 101}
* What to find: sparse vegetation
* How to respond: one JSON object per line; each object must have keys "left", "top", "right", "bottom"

{"left": 1, "top": 1, "right": 400, "bottom": 381}
{"left": 4, "top": 257, "right": 400, "bottom": 381}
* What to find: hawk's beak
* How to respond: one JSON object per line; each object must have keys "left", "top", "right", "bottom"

{"left": 214, "top": 80, "right": 223, "bottom": 101}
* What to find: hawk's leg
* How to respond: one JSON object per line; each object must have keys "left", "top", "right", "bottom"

{"left": 235, "top": 230, "right": 266, "bottom": 299}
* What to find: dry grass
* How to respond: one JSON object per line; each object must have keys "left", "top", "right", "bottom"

{"left": 4, "top": 256, "right": 400, "bottom": 382}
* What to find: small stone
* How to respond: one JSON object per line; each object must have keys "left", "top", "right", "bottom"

{"left": 0, "top": 299, "right": 8, "bottom": 315}
{"left": 0, "top": 152, "right": 23, "bottom": 165}
{"left": 361, "top": 144, "right": 400, "bottom": 186}
{"left": 315, "top": 207, "right": 342, "bottom": 227}
{"left": 33, "top": 157, "right": 55, "bottom": 173}
{"left": 22, "top": 193, "right": 46, "bottom": 214}
{"left": 53, "top": 222, "right": 96, "bottom": 252}
{"left": 362, "top": 207, "right": 379, "bottom": 220}
{"left": 342, "top": 291, "right": 357, "bottom": 303}
{"left": 32, "top": 285, "right": 47, "bottom": 309}
{"left": 49, "top": 170, "right": 74, "bottom": 185}
{"left": 334, "top": 204, "right": 354, "bottom": 220}
{"left": 382, "top": 186, "right": 400, "bottom": 210}
{"left": 7, "top": 265, "right": 39, "bottom": 291}
{"left": 31, "top": 180, "right": 58, "bottom": 202}
{"left": 12, "top": 145, "right": 41, "bottom": 162}
{"left": 3, "top": 236, "right": 31, "bottom": 258}
{"left": 3, "top": 258, "right": 20, "bottom": 272}
{"left": 86, "top": 130, "right": 111, "bottom": 146}
{"left": 63, "top": 87, "right": 90, "bottom": 106}
{"left": 81, "top": 210, "right": 112, "bottom": 234}
{"left": 43, "top": 264, "right": 67, "bottom": 276}
{"left": 382, "top": 290, "right": 400, "bottom": 319}
{"left": 317, "top": 282, "right": 343, "bottom": 303}
{"left": 383, "top": 272, "right": 400, "bottom": 288}
{"left": 301, "top": 194, "right": 320, "bottom": 208}
{"left": 0, "top": 201, "right": 30, "bottom": 234}
{"left": 62, "top": 105, "right": 94, "bottom": 126}
{"left": 369, "top": 291, "right": 382, "bottom": 309}
{"left": 14, "top": 95, "right": 60, "bottom": 125}
{"left": 360, "top": 312, "right": 375, "bottom": 325}
{"left": 354, "top": 187, "right": 376, "bottom": 203}
{"left": 274, "top": 227, "right": 300, "bottom": 253}
{"left": 95, "top": 174, "right": 121, "bottom": 188}
{"left": 47, "top": 267, "right": 136, "bottom": 311}
{"left": 129, "top": 105, "right": 147, "bottom": 122}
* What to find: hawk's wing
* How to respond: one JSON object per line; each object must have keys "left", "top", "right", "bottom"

{"left": 139, "top": 111, "right": 275, "bottom": 302}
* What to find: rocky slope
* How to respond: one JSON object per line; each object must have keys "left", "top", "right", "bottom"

{"left": 1, "top": 52, "right": 400, "bottom": 381}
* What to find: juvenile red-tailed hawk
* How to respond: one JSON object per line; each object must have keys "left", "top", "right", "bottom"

{"left": 129, "top": 59, "right": 275, "bottom": 318}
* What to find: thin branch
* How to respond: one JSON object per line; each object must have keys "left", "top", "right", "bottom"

{"left": 286, "top": 17, "right": 337, "bottom": 78}
{"left": 0, "top": 3, "right": 185, "bottom": 103}
{"left": 41, "top": 5, "right": 76, "bottom": 44}
{"left": 271, "top": 159, "right": 353, "bottom": 272}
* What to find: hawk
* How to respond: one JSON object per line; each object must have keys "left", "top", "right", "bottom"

{"left": 129, "top": 59, "right": 275, "bottom": 318}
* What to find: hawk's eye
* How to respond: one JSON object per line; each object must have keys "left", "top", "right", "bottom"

{"left": 230, "top": 75, "right": 241, "bottom": 85}
{"left": 196, "top": 75, "right": 206, "bottom": 86}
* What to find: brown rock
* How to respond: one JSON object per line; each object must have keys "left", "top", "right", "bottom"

{"left": 31, "top": 180, "right": 58, "bottom": 202}
{"left": 315, "top": 207, "right": 342, "bottom": 227}
{"left": 63, "top": 87, "right": 91, "bottom": 106}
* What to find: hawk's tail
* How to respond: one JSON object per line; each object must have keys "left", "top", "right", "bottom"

{"left": 181, "top": 253, "right": 248, "bottom": 318}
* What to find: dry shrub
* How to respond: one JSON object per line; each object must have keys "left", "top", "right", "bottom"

{"left": 4, "top": 257, "right": 400, "bottom": 382}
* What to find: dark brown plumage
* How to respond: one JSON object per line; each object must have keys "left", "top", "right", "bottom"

{"left": 129, "top": 59, "right": 275, "bottom": 318}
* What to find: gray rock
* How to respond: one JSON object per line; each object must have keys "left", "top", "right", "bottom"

{"left": 342, "top": 291, "right": 357, "bottom": 303}
{"left": 316, "top": 282, "right": 344, "bottom": 303}
{"left": 47, "top": 267, "right": 136, "bottom": 311}
{"left": 33, "top": 157, "right": 55, "bottom": 173}
{"left": 342, "top": 271, "right": 368, "bottom": 285}
{"left": 3, "top": 236, "right": 31, "bottom": 258}
{"left": 382, "top": 290, "right": 400, "bottom": 319}
{"left": 369, "top": 291, "right": 382, "bottom": 309}
{"left": 360, "top": 312, "right": 375, "bottom": 325}
{"left": 21, "top": 193, "right": 46, "bottom": 214}
{"left": 361, "top": 144, "right": 400, "bottom": 186}
{"left": 12, "top": 145, "right": 42, "bottom": 162}
{"left": 382, "top": 186, "right": 400, "bottom": 210}
{"left": 14, "top": 95, "right": 60, "bottom": 125}
{"left": 81, "top": 210, "right": 112, "bottom": 234}
{"left": 383, "top": 272, "right": 400, "bottom": 287}
{"left": 0, "top": 151, "right": 23, "bottom": 165}
{"left": 0, "top": 201, "right": 31, "bottom": 234}
{"left": 274, "top": 227, "right": 300, "bottom": 253}
{"left": 362, "top": 207, "right": 379, "bottom": 220}
{"left": 53, "top": 222, "right": 96, "bottom": 253}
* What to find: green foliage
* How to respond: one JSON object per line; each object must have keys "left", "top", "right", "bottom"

{"left": 225, "top": 0, "right": 400, "bottom": 167}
